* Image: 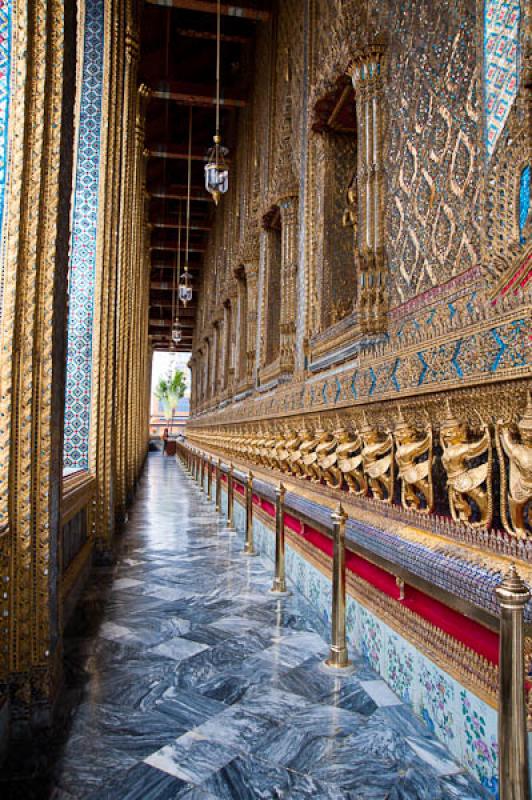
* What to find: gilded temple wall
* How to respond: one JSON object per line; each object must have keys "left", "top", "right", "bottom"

{"left": 191, "top": 0, "right": 530, "bottom": 404}
{"left": 188, "top": 6, "right": 531, "bottom": 783}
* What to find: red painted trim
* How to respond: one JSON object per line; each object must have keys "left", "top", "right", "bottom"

{"left": 234, "top": 482, "right": 245, "bottom": 496}
{"left": 254, "top": 492, "right": 499, "bottom": 665}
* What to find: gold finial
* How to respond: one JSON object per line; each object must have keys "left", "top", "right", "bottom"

{"left": 441, "top": 398, "right": 460, "bottom": 431}
{"left": 395, "top": 404, "right": 409, "bottom": 432}
{"left": 359, "top": 410, "right": 372, "bottom": 433}
{"left": 334, "top": 413, "right": 345, "bottom": 434}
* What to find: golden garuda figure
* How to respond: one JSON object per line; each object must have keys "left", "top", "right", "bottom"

{"left": 440, "top": 400, "right": 492, "bottom": 528}
{"left": 318, "top": 417, "right": 346, "bottom": 490}
{"left": 270, "top": 425, "right": 290, "bottom": 472}
{"left": 263, "top": 426, "right": 281, "bottom": 470}
{"left": 337, "top": 421, "right": 367, "bottom": 496}
{"left": 314, "top": 421, "right": 338, "bottom": 484}
{"left": 394, "top": 407, "right": 434, "bottom": 513}
{"left": 496, "top": 390, "right": 532, "bottom": 538}
{"left": 294, "top": 422, "right": 322, "bottom": 479}
{"left": 256, "top": 425, "right": 269, "bottom": 466}
{"left": 278, "top": 427, "right": 302, "bottom": 473}
{"left": 248, "top": 425, "right": 261, "bottom": 464}
{"left": 302, "top": 421, "right": 333, "bottom": 482}
{"left": 360, "top": 412, "right": 394, "bottom": 502}
{"left": 288, "top": 423, "right": 316, "bottom": 478}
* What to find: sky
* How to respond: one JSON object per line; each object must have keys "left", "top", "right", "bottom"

{"left": 151, "top": 351, "right": 191, "bottom": 399}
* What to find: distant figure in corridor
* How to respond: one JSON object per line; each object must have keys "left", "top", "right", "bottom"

{"left": 162, "top": 427, "right": 169, "bottom": 455}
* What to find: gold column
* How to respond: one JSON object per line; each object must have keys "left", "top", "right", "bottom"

{"left": 115, "top": 19, "right": 140, "bottom": 518}
{"left": 207, "top": 456, "right": 213, "bottom": 501}
{"left": 324, "top": 504, "right": 354, "bottom": 673}
{"left": 200, "top": 453, "right": 205, "bottom": 493}
{"left": 216, "top": 458, "right": 222, "bottom": 512}
{"left": 495, "top": 566, "right": 531, "bottom": 800}
{"left": 279, "top": 198, "right": 298, "bottom": 374}
{"left": 348, "top": 41, "right": 388, "bottom": 335}
{"left": 270, "top": 484, "right": 290, "bottom": 595}
{"left": 227, "top": 464, "right": 234, "bottom": 529}
{"left": 243, "top": 472, "right": 257, "bottom": 556}
{"left": 91, "top": 0, "right": 126, "bottom": 554}
{"left": 0, "top": 0, "right": 70, "bottom": 711}
{"left": 245, "top": 262, "right": 259, "bottom": 385}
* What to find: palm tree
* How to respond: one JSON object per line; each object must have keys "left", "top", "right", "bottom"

{"left": 154, "top": 368, "right": 187, "bottom": 433}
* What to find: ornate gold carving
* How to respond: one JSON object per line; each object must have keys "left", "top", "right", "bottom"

{"left": 360, "top": 413, "right": 394, "bottom": 502}
{"left": 440, "top": 401, "right": 493, "bottom": 528}
{"left": 496, "top": 391, "right": 532, "bottom": 538}
{"left": 394, "top": 407, "right": 434, "bottom": 513}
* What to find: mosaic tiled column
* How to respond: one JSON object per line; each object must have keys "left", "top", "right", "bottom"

{"left": 90, "top": 0, "right": 127, "bottom": 552}
{"left": 279, "top": 197, "right": 298, "bottom": 374}
{"left": 129, "top": 85, "right": 150, "bottom": 489}
{"left": 244, "top": 261, "right": 259, "bottom": 385}
{"left": 115, "top": 21, "right": 140, "bottom": 517}
{"left": 0, "top": 0, "right": 75, "bottom": 722}
{"left": 63, "top": 0, "right": 106, "bottom": 473}
{"left": 348, "top": 41, "right": 388, "bottom": 335}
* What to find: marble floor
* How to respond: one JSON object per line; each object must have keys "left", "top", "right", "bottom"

{"left": 1, "top": 453, "right": 493, "bottom": 799}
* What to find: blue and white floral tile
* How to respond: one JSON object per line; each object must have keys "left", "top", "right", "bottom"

{"left": 384, "top": 629, "right": 416, "bottom": 705}
{"left": 345, "top": 596, "right": 358, "bottom": 647}
{"left": 416, "top": 661, "right": 460, "bottom": 753}
{"left": 359, "top": 605, "right": 385, "bottom": 675}
{"left": 459, "top": 687, "right": 498, "bottom": 797}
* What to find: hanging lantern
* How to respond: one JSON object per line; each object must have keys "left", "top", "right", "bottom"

{"left": 179, "top": 269, "right": 193, "bottom": 306}
{"left": 171, "top": 319, "right": 183, "bottom": 344}
{"left": 205, "top": 136, "right": 229, "bottom": 206}
{"left": 205, "top": 0, "right": 229, "bottom": 205}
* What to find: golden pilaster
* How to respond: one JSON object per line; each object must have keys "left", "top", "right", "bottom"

{"left": 216, "top": 458, "right": 222, "bottom": 512}
{"left": 324, "top": 504, "right": 354, "bottom": 673}
{"left": 270, "top": 484, "right": 291, "bottom": 595}
{"left": 243, "top": 472, "right": 257, "bottom": 556}
{"left": 227, "top": 464, "right": 235, "bottom": 529}
{"left": 207, "top": 456, "right": 213, "bottom": 501}
{"left": 495, "top": 566, "right": 530, "bottom": 800}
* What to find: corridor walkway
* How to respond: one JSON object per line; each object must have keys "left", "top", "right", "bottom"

{"left": 6, "top": 454, "right": 491, "bottom": 799}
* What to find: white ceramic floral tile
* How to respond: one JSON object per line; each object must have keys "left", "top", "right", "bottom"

{"left": 383, "top": 628, "right": 416, "bottom": 705}
{"left": 458, "top": 683, "right": 498, "bottom": 796}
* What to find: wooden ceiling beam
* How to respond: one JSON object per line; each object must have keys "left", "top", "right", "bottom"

{"left": 150, "top": 80, "right": 246, "bottom": 108}
{"left": 145, "top": 0, "right": 270, "bottom": 22}
{"left": 151, "top": 220, "right": 211, "bottom": 231}
{"left": 149, "top": 186, "right": 211, "bottom": 202}
{"left": 145, "top": 144, "right": 212, "bottom": 161}
{"left": 149, "top": 318, "right": 195, "bottom": 329}
{"left": 175, "top": 26, "right": 251, "bottom": 43}
{"left": 150, "top": 243, "right": 207, "bottom": 253}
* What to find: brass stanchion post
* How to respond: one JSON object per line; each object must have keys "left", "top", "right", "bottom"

{"left": 215, "top": 458, "right": 221, "bottom": 512}
{"left": 243, "top": 472, "right": 257, "bottom": 556}
{"left": 324, "top": 504, "right": 354, "bottom": 673}
{"left": 227, "top": 463, "right": 234, "bottom": 529}
{"left": 207, "top": 456, "right": 212, "bottom": 501}
{"left": 269, "top": 484, "right": 290, "bottom": 595}
{"left": 199, "top": 453, "right": 205, "bottom": 493}
{"left": 495, "top": 565, "right": 530, "bottom": 800}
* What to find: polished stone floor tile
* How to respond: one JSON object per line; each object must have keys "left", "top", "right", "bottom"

{"left": 145, "top": 731, "right": 239, "bottom": 783}
{"left": 0, "top": 454, "right": 491, "bottom": 799}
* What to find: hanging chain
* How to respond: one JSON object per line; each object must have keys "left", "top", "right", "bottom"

{"left": 185, "top": 106, "right": 192, "bottom": 273}
{"left": 216, "top": 0, "right": 221, "bottom": 138}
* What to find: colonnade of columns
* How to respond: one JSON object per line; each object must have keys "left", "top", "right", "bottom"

{"left": 0, "top": 0, "right": 150, "bottom": 730}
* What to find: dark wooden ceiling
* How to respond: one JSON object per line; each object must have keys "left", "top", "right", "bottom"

{"left": 139, "top": 0, "right": 270, "bottom": 352}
